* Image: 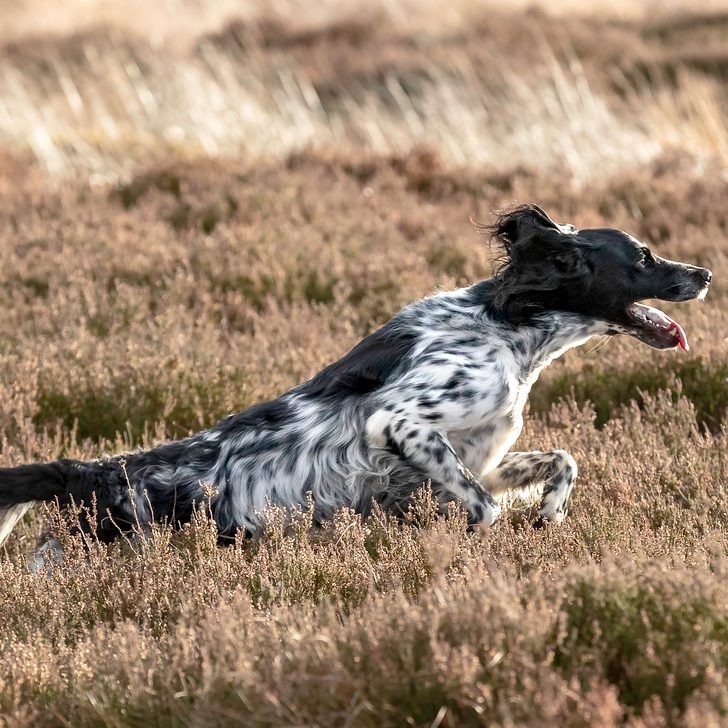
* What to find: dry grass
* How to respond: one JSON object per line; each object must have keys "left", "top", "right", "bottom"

{"left": 1, "top": 2, "right": 728, "bottom": 726}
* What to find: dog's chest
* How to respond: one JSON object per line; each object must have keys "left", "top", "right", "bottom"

{"left": 447, "top": 354, "right": 532, "bottom": 475}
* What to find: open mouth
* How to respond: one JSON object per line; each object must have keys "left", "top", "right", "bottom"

{"left": 625, "top": 303, "right": 689, "bottom": 351}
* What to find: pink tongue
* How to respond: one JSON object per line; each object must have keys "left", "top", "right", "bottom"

{"left": 669, "top": 321, "right": 689, "bottom": 352}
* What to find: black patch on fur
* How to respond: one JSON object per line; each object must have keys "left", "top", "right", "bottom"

{"left": 443, "top": 370, "right": 465, "bottom": 390}
{"left": 217, "top": 397, "right": 293, "bottom": 433}
{"left": 0, "top": 461, "right": 69, "bottom": 507}
{"left": 296, "top": 319, "right": 418, "bottom": 402}
{"left": 384, "top": 426, "right": 404, "bottom": 459}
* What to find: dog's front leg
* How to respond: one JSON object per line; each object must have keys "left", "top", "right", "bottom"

{"left": 366, "top": 410, "right": 501, "bottom": 527}
{"left": 481, "top": 450, "right": 578, "bottom": 525}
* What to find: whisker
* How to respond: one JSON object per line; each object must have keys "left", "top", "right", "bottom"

{"left": 580, "top": 335, "right": 611, "bottom": 358}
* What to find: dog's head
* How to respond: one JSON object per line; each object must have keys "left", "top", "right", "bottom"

{"left": 489, "top": 204, "right": 712, "bottom": 350}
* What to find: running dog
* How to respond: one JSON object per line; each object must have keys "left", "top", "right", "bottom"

{"left": 0, "top": 204, "right": 712, "bottom": 549}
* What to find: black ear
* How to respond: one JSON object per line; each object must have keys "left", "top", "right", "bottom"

{"left": 494, "top": 204, "right": 564, "bottom": 251}
{"left": 489, "top": 205, "right": 586, "bottom": 322}
{"left": 493, "top": 205, "right": 585, "bottom": 283}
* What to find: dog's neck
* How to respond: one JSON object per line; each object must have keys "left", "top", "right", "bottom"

{"left": 509, "top": 311, "right": 609, "bottom": 379}
{"left": 441, "top": 284, "right": 610, "bottom": 379}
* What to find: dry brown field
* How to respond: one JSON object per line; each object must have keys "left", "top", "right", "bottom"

{"left": 1, "top": 2, "right": 728, "bottom": 725}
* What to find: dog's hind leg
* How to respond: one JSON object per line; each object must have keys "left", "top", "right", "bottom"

{"left": 481, "top": 450, "right": 578, "bottom": 525}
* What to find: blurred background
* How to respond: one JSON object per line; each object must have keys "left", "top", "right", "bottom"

{"left": 2, "top": 0, "right": 728, "bottom": 181}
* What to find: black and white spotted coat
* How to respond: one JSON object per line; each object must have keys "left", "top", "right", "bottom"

{"left": 79, "top": 279, "right": 602, "bottom": 537}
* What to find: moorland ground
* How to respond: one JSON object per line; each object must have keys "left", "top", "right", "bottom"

{"left": 1, "top": 2, "right": 728, "bottom": 725}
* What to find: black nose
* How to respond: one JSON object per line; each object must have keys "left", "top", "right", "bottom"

{"left": 701, "top": 268, "right": 713, "bottom": 284}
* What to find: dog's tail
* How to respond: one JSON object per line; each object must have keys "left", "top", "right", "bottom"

{"left": 0, "top": 460, "right": 77, "bottom": 547}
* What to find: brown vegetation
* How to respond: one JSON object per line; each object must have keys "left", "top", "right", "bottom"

{"left": 0, "top": 2, "right": 728, "bottom": 726}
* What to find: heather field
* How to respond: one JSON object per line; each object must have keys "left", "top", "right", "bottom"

{"left": 2, "top": 2, "right": 728, "bottom": 726}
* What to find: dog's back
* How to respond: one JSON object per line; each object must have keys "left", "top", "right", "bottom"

{"left": 0, "top": 311, "right": 423, "bottom": 545}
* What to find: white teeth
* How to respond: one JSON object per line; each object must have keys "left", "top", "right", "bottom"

{"left": 629, "top": 304, "right": 672, "bottom": 330}
{"left": 645, "top": 308, "right": 672, "bottom": 329}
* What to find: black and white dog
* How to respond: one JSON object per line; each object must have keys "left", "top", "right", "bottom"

{"left": 0, "top": 205, "right": 712, "bottom": 550}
